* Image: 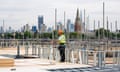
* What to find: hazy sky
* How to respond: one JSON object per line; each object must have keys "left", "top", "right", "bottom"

{"left": 0, "top": 0, "right": 120, "bottom": 31}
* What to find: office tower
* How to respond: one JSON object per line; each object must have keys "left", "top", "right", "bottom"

{"left": 67, "top": 19, "right": 71, "bottom": 32}
{"left": 0, "top": 26, "right": 3, "bottom": 33}
{"left": 47, "top": 27, "right": 52, "bottom": 32}
{"left": 70, "top": 23, "right": 74, "bottom": 32}
{"left": 67, "top": 19, "right": 74, "bottom": 32}
{"left": 38, "top": 16, "right": 44, "bottom": 32}
{"left": 57, "top": 22, "right": 63, "bottom": 31}
{"left": 23, "top": 24, "right": 30, "bottom": 32}
{"left": 41, "top": 24, "right": 47, "bottom": 33}
{"left": 7, "top": 26, "right": 13, "bottom": 33}
{"left": 32, "top": 25, "right": 37, "bottom": 32}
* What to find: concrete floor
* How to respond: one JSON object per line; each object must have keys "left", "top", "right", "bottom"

{"left": 0, "top": 47, "right": 120, "bottom": 72}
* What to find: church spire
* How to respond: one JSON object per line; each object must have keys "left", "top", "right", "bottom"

{"left": 74, "top": 8, "right": 81, "bottom": 33}
{"left": 76, "top": 8, "right": 80, "bottom": 20}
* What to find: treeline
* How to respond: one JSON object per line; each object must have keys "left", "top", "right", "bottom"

{"left": 0, "top": 28, "right": 120, "bottom": 39}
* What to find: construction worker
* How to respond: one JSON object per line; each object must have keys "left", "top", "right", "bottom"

{"left": 58, "top": 30, "right": 66, "bottom": 62}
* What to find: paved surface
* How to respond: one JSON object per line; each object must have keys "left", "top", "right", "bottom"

{"left": 0, "top": 58, "right": 120, "bottom": 72}
{"left": 0, "top": 48, "right": 120, "bottom": 72}
{"left": 0, "top": 58, "right": 91, "bottom": 72}
{"left": 0, "top": 65, "right": 120, "bottom": 72}
{"left": 47, "top": 66, "right": 120, "bottom": 72}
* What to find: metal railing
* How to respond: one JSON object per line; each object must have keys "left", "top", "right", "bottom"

{"left": 0, "top": 39, "right": 120, "bottom": 68}
{"left": 20, "top": 41, "right": 120, "bottom": 68}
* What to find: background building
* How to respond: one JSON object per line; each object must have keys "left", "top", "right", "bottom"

{"left": 32, "top": 25, "right": 37, "bottom": 32}
{"left": 0, "top": 26, "right": 4, "bottom": 33}
{"left": 67, "top": 19, "right": 74, "bottom": 32}
{"left": 57, "top": 22, "right": 63, "bottom": 31}
{"left": 38, "top": 16, "right": 44, "bottom": 32}
{"left": 23, "top": 24, "right": 30, "bottom": 32}
{"left": 74, "top": 8, "right": 81, "bottom": 33}
{"left": 70, "top": 23, "right": 74, "bottom": 32}
{"left": 6, "top": 26, "right": 14, "bottom": 33}
{"left": 41, "top": 24, "right": 47, "bottom": 33}
{"left": 47, "top": 27, "right": 52, "bottom": 32}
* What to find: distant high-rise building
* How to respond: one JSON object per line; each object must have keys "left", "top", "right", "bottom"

{"left": 41, "top": 24, "right": 46, "bottom": 33}
{"left": 67, "top": 19, "right": 74, "bottom": 32}
{"left": 0, "top": 26, "right": 4, "bottom": 33}
{"left": 70, "top": 24, "right": 74, "bottom": 32}
{"left": 67, "top": 19, "right": 71, "bottom": 32}
{"left": 57, "top": 22, "right": 63, "bottom": 31}
{"left": 38, "top": 16, "right": 44, "bottom": 32}
{"left": 74, "top": 8, "right": 81, "bottom": 33}
{"left": 47, "top": 27, "right": 52, "bottom": 32}
{"left": 6, "top": 26, "right": 14, "bottom": 33}
{"left": 32, "top": 26, "right": 37, "bottom": 32}
{"left": 23, "top": 24, "right": 30, "bottom": 32}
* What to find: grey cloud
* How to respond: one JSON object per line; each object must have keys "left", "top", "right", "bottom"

{"left": 0, "top": 0, "right": 119, "bottom": 30}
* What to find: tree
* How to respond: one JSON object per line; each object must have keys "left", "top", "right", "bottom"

{"left": 4, "top": 33, "right": 12, "bottom": 39}
{"left": 40, "top": 33, "right": 52, "bottom": 39}
{"left": 69, "top": 32, "right": 77, "bottom": 39}
{"left": 24, "top": 31, "right": 32, "bottom": 39}
{"left": 95, "top": 28, "right": 110, "bottom": 39}
{"left": 117, "top": 33, "right": 120, "bottom": 38}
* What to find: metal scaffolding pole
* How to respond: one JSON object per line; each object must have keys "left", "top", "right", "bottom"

{"left": 83, "top": 10, "right": 85, "bottom": 37}
{"left": 3, "top": 19, "right": 5, "bottom": 48}
{"left": 53, "top": 8, "right": 57, "bottom": 60}
{"left": 115, "top": 20, "right": 118, "bottom": 64}
{"left": 106, "top": 16, "right": 109, "bottom": 50}
{"left": 82, "top": 9, "right": 86, "bottom": 64}
{"left": 102, "top": 2, "right": 105, "bottom": 67}
{"left": 64, "top": 11, "right": 66, "bottom": 31}
{"left": 55, "top": 8, "right": 57, "bottom": 31}
{"left": 85, "top": 15, "right": 90, "bottom": 64}
{"left": 94, "top": 20, "right": 95, "bottom": 31}
{"left": 103, "top": 2, "right": 105, "bottom": 39}
{"left": 97, "top": 20, "right": 104, "bottom": 68}
{"left": 110, "top": 22, "right": 113, "bottom": 40}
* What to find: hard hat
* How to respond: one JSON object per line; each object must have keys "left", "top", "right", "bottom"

{"left": 58, "top": 30, "right": 63, "bottom": 35}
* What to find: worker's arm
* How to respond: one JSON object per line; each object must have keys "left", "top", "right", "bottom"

{"left": 50, "top": 39, "right": 59, "bottom": 48}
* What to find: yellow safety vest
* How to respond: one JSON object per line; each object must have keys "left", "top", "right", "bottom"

{"left": 58, "top": 34, "right": 66, "bottom": 43}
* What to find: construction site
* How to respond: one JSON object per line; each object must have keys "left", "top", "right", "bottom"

{"left": 0, "top": 2, "right": 120, "bottom": 72}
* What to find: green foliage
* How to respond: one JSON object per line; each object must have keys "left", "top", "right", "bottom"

{"left": 15, "top": 32, "right": 21, "bottom": 39}
{"left": 53, "top": 30, "right": 58, "bottom": 39}
{"left": 40, "top": 33, "right": 52, "bottom": 39}
{"left": 95, "top": 28, "right": 120, "bottom": 39}
{"left": 117, "top": 33, "right": 120, "bottom": 38}
{"left": 69, "top": 32, "right": 77, "bottom": 39}
{"left": 24, "top": 31, "right": 32, "bottom": 39}
{"left": 33, "top": 31, "right": 38, "bottom": 38}
{"left": 68, "top": 32, "right": 84, "bottom": 39}
{"left": 1, "top": 30, "right": 120, "bottom": 39}
{"left": 5, "top": 33, "right": 12, "bottom": 39}
{"left": 95, "top": 28, "right": 110, "bottom": 38}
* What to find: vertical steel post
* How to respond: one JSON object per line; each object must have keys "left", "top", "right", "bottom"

{"left": 3, "top": 19, "right": 4, "bottom": 48}
{"left": 15, "top": 45, "right": 21, "bottom": 58}
{"left": 93, "top": 20, "right": 97, "bottom": 66}
{"left": 102, "top": 2, "right": 105, "bottom": 67}
{"left": 115, "top": 20, "right": 119, "bottom": 64}
{"left": 103, "top": 2, "right": 105, "bottom": 39}
{"left": 97, "top": 20, "right": 103, "bottom": 68}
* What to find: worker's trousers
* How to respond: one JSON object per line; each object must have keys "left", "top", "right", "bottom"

{"left": 58, "top": 45, "right": 65, "bottom": 62}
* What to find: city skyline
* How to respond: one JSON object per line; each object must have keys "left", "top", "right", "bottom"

{"left": 0, "top": 0, "right": 120, "bottom": 31}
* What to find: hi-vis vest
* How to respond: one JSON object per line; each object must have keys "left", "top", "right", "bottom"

{"left": 58, "top": 34, "right": 66, "bottom": 43}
